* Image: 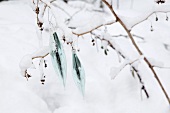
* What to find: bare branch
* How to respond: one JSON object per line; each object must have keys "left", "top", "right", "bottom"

{"left": 32, "top": 53, "right": 49, "bottom": 59}
{"left": 102, "top": 0, "right": 170, "bottom": 104}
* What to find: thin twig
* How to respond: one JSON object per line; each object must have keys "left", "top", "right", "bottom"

{"left": 72, "top": 20, "right": 116, "bottom": 36}
{"left": 131, "top": 11, "right": 170, "bottom": 29}
{"left": 112, "top": 34, "right": 145, "bottom": 40}
{"left": 42, "top": 0, "right": 56, "bottom": 16}
{"left": 153, "top": 66, "right": 170, "bottom": 69}
{"left": 32, "top": 53, "right": 49, "bottom": 59}
{"left": 132, "top": 67, "right": 149, "bottom": 98}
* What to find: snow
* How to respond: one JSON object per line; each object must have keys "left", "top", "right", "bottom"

{"left": 49, "top": 5, "right": 73, "bottom": 42}
{"left": 103, "top": 31, "right": 112, "bottom": 40}
{"left": 32, "top": 46, "right": 50, "bottom": 58}
{"left": 101, "top": 40, "right": 108, "bottom": 49}
{"left": 0, "top": 81, "right": 51, "bottom": 113}
{"left": 19, "top": 54, "right": 33, "bottom": 76}
{"left": 68, "top": 0, "right": 103, "bottom": 11}
{"left": 19, "top": 46, "right": 49, "bottom": 76}
{"left": 147, "top": 57, "right": 164, "bottom": 67}
{"left": 72, "top": 15, "right": 115, "bottom": 35}
{"left": 110, "top": 66, "right": 123, "bottom": 79}
{"left": 1, "top": 0, "right": 170, "bottom": 113}
{"left": 110, "top": 55, "right": 144, "bottom": 79}
{"left": 118, "top": 5, "right": 170, "bottom": 30}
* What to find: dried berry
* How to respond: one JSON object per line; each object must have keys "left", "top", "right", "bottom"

{"left": 156, "top": 0, "right": 165, "bottom": 4}
{"left": 104, "top": 50, "right": 107, "bottom": 55}
{"left": 92, "top": 39, "right": 94, "bottom": 42}
{"left": 41, "top": 79, "right": 45, "bottom": 82}
{"left": 35, "top": 7, "right": 39, "bottom": 14}
{"left": 150, "top": 26, "right": 154, "bottom": 32}
{"left": 156, "top": 17, "right": 158, "bottom": 21}
{"left": 166, "top": 16, "right": 169, "bottom": 21}
{"left": 45, "top": 63, "right": 47, "bottom": 68}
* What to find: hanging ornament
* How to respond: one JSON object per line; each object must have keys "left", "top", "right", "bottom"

{"left": 72, "top": 50, "right": 85, "bottom": 96}
{"left": 50, "top": 32, "right": 67, "bottom": 87}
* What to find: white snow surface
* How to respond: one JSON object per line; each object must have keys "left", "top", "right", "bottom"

{"left": 0, "top": 0, "right": 170, "bottom": 113}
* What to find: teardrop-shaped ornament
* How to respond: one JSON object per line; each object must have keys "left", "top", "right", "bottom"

{"left": 50, "top": 32, "right": 67, "bottom": 87}
{"left": 72, "top": 50, "right": 85, "bottom": 96}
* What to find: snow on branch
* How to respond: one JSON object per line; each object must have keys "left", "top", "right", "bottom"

{"left": 147, "top": 57, "right": 164, "bottom": 67}
{"left": 91, "top": 32, "right": 127, "bottom": 59}
{"left": 118, "top": 5, "right": 170, "bottom": 30}
{"left": 72, "top": 19, "right": 116, "bottom": 36}
{"left": 102, "top": 0, "right": 169, "bottom": 101}
{"left": 147, "top": 57, "right": 170, "bottom": 69}
{"left": 19, "top": 46, "right": 49, "bottom": 78}
{"left": 111, "top": 34, "right": 145, "bottom": 40}
{"left": 91, "top": 32, "right": 149, "bottom": 98}
{"left": 110, "top": 55, "right": 144, "bottom": 79}
{"left": 90, "top": 32, "right": 144, "bottom": 78}
{"left": 110, "top": 55, "right": 150, "bottom": 99}
{"left": 34, "top": 0, "right": 73, "bottom": 43}
{"left": 32, "top": 46, "right": 49, "bottom": 59}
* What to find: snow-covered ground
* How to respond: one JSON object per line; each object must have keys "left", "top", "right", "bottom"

{"left": 0, "top": 0, "right": 170, "bottom": 113}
